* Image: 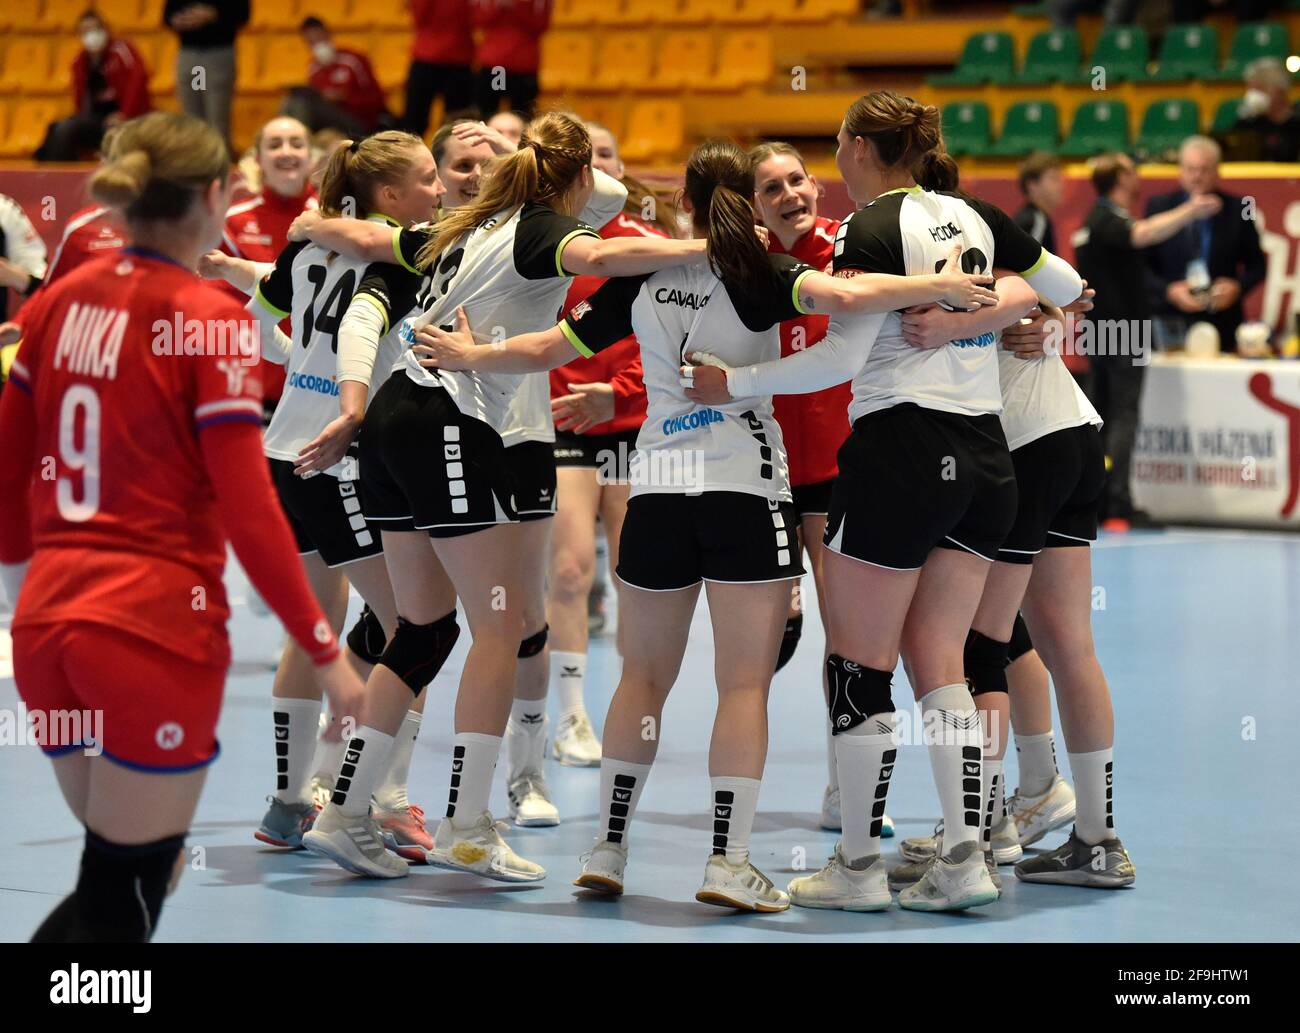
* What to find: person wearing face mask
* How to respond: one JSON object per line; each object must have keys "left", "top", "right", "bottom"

{"left": 286, "top": 17, "right": 392, "bottom": 137}
{"left": 35, "top": 11, "right": 151, "bottom": 162}
{"left": 1225, "top": 57, "right": 1300, "bottom": 163}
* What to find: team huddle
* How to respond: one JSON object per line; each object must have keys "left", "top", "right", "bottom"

{"left": 0, "top": 91, "right": 1135, "bottom": 941}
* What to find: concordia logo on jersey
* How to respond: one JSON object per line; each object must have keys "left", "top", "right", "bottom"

{"left": 288, "top": 372, "right": 340, "bottom": 397}
{"left": 151, "top": 312, "right": 262, "bottom": 367}
{"left": 662, "top": 408, "right": 725, "bottom": 436}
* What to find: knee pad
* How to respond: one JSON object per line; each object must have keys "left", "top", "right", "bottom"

{"left": 62, "top": 830, "right": 185, "bottom": 942}
{"left": 379, "top": 610, "right": 460, "bottom": 695}
{"left": 965, "top": 630, "right": 1011, "bottom": 697}
{"left": 774, "top": 614, "right": 803, "bottom": 673}
{"left": 1008, "top": 612, "right": 1033, "bottom": 663}
{"left": 345, "top": 604, "right": 388, "bottom": 666}
{"left": 826, "top": 654, "right": 894, "bottom": 735}
{"left": 517, "top": 624, "right": 548, "bottom": 659}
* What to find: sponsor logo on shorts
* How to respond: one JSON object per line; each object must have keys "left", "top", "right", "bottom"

{"left": 155, "top": 722, "right": 184, "bottom": 750}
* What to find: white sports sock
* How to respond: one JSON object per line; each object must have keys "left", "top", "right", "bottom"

{"left": 1015, "top": 730, "right": 1059, "bottom": 797}
{"left": 446, "top": 732, "right": 502, "bottom": 825}
{"left": 994, "top": 759, "right": 1007, "bottom": 822}
{"left": 599, "top": 757, "right": 651, "bottom": 846}
{"left": 331, "top": 726, "right": 397, "bottom": 818}
{"left": 921, "top": 683, "right": 983, "bottom": 851}
{"left": 271, "top": 698, "right": 321, "bottom": 805}
{"left": 1069, "top": 747, "right": 1114, "bottom": 845}
{"left": 505, "top": 697, "right": 547, "bottom": 778}
{"left": 312, "top": 711, "right": 347, "bottom": 780}
{"left": 710, "top": 776, "right": 761, "bottom": 865}
{"left": 551, "top": 650, "right": 587, "bottom": 719}
{"left": 982, "top": 758, "right": 1004, "bottom": 849}
{"left": 825, "top": 721, "right": 838, "bottom": 791}
{"left": 834, "top": 712, "right": 897, "bottom": 862}
{"left": 372, "top": 710, "right": 421, "bottom": 813}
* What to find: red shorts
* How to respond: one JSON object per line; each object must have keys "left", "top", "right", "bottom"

{"left": 12, "top": 622, "right": 227, "bottom": 772}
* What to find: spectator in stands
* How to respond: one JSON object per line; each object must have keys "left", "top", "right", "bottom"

{"left": 1013, "top": 151, "right": 1063, "bottom": 255}
{"left": 472, "top": 0, "right": 551, "bottom": 119}
{"left": 35, "top": 10, "right": 151, "bottom": 162}
{"left": 167, "top": 0, "right": 248, "bottom": 151}
{"left": 0, "top": 195, "right": 48, "bottom": 320}
{"left": 1225, "top": 57, "right": 1300, "bottom": 163}
{"left": 282, "top": 17, "right": 392, "bottom": 136}
{"left": 403, "top": 0, "right": 476, "bottom": 136}
{"left": 1145, "top": 136, "right": 1266, "bottom": 352}
{"left": 1073, "top": 153, "right": 1222, "bottom": 530}
{"left": 487, "top": 110, "right": 525, "bottom": 146}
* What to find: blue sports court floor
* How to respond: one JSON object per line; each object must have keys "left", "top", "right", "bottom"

{"left": 2, "top": 526, "right": 1297, "bottom": 942}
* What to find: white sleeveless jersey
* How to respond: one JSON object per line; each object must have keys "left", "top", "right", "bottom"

{"left": 997, "top": 348, "right": 1101, "bottom": 451}
{"left": 833, "top": 186, "right": 1048, "bottom": 421}
{"left": 392, "top": 202, "right": 599, "bottom": 435}
{"left": 559, "top": 254, "right": 813, "bottom": 499}
{"left": 252, "top": 224, "right": 405, "bottom": 476}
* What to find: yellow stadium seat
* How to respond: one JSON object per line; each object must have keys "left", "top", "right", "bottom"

{"left": 37, "top": 0, "right": 89, "bottom": 31}
{"left": 97, "top": 0, "right": 143, "bottom": 31}
{"left": 235, "top": 34, "right": 266, "bottom": 90}
{"left": 604, "top": 0, "right": 667, "bottom": 27}
{"left": 590, "top": 33, "right": 653, "bottom": 91}
{"left": 554, "top": 0, "right": 618, "bottom": 27}
{"left": 232, "top": 94, "right": 286, "bottom": 152}
{"left": 540, "top": 32, "right": 595, "bottom": 93}
{"left": 620, "top": 100, "right": 683, "bottom": 161}
{"left": 0, "top": 98, "right": 71, "bottom": 158}
{"left": 730, "top": 0, "right": 783, "bottom": 23}
{"left": 677, "top": 0, "right": 739, "bottom": 25}
{"left": 304, "top": 0, "right": 368, "bottom": 31}
{"left": 656, "top": 32, "right": 714, "bottom": 90}
{"left": 261, "top": 36, "right": 309, "bottom": 90}
{"left": 708, "top": 30, "right": 772, "bottom": 89}
{"left": 46, "top": 37, "right": 85, "bottom": 94}
{"left": 794, "top": 0, "right": 858, "bottom": 18}
{"left": 370, "top": 34, "right": 414, "bottom": 92}
{"left": 249, "top": 0, "right": 303, "bottom": 31}
{"left": 573, "top": 98, "right": 627, "bottom": 139}
{"left": 149, "top": 33, "right": 178, "bottom": 94}
{"left": 369, "top": 2, "right": 410, "bottom": 29}
{"left": 0, "top": 40, "right": 54, "bottom": 95}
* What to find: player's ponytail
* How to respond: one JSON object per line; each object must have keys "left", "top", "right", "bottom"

{"left": 844, "top": 90, "right": 947, "bottom": 176}
{"left": 317, "top": 130, "right": 427, "bottom": 219}
{"left": 88, "top": 111, "right": 228, "bottom": 223}
{"left": 685, "top": 138, "right": 775, "bottom": 295}
{"left": 915, "top": 148, "right": 960, "bottom": 192}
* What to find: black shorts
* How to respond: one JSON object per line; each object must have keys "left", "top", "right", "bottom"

{"left": 553, "top": 427, "right": 640, "bottom": 480}
{"left": 998, "top": 423, "right": 1105, "bottom": 564}
{"left": 616, "top": 491, "right": 805, "bottom": 591}
{"left": 824, "top": 404, "right": 1017, "bottom": 569}
{"left": 792, "top": 479, "right": 834, "bottom": 520}
{"left": 504, "top": 440, "right": 557, "bottom": 521}
{"left": 271, "top": 457, "right": 383, "bottom": 567}
{"left": 359, "top": 372, "right": 517, "bottom": 539}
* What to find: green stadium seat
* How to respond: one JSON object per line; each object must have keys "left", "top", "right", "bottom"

{"left": 1060, "top": 99, "right": 1129, "bottom": 156}
{"left": 1136, "top": 98, "right": 1199, "bottom": 161}
{"left": 927, "top": 32, "right": 1015, "bottom": 86}
{"left": 1212, "top": 22, "right": 1289, "bottom": 80}
{"left": 941, "top": 100, "right": 992, "bottom": 156}
{"left": 989, "top": 99, "right": 1059, "bottom": 156}
{"left": 1211, "top": 96, "right": 1243, "bottom": 135}
{"left": 1018, "top": 28, "right": 1083, "bottom": 85}
{"left": 1089, "top": 25, "right": 1149, "bottom": 82}
{"left": 1149, "top": 24, "right": 1218, "bottom": 82}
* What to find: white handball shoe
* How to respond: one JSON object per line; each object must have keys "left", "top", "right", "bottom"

{"left": 696, "top": 855, "right": 789, "bottom": 913}
{"left": 507, "top": 770, "right": 561, "bottom": 827}
{"left": 788, "top": 843, "right": 892, "bottom": 912}
{"left": 426, "top": 812, "right": 546, "bottom": 882}
{"left": 302, "top": 804, "right": 409, "bottom": 879}
{"left": 553, "top": 712, "right": 602, "bottom": 767}
{"left": 574, "top": 839, "right": 628, "bottom": 895}
{"left": 898, "top": 839, "right": 999, "bottom": 912}
{"left": 901, "top": 815, "right": 1022, "bottom": 865}
{"left": 1008, "top": 774, "right": 1076, "bottom": 847}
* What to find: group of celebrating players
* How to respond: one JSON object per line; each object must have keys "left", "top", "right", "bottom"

{"left": 0, "top": 90, "right": 1136, "bottom": 942}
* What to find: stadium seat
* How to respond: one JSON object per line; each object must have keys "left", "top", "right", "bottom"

{"left": 261, "top": 36, "right": 307, "bottom": 91}
{"left": 1211, "top": 95, "right": 1243, "bottom": 135}
{"left": 1017, "top": 28, "right": 1083, "bottom": 85}
{"left": 1060, "top": 99, "right": 1129, "bottom": 156}
{"left": 47, "top": 37, "right": 85, "bottom": 94}
{"left": 0, "top": 98, "right": 70, "bottom": 158}
{"left": 590, "top": 33, "right": 654, "bottom": 91}
{"left": 1136, "top": 98, "right": 1199, "bottom": 160}
{"left": 554, "top": 0, "right": 615, "bottom": 27}
{"left": 604, "top": 0, "right": 665, "bottom": 27}
{"left": 1149, "top": 24, "right": 1218, "bottom": 81}
{"left": 1088, "top": 25, "right": 1149, "bottom": 82}
{"left": 149, "top": 33, "right": 179, "bottom": 94}
{"left": 0, "top": 40, "right": 53, "bottom": 95}
{"left": 306, "top": 0, "right": 370, "bottom": 31}
{"left": 1212, "top": 21, "right": 1289, "bottom": 80}
{"left": 539, "top": 32, "right": 595, "bottom": 93}
{"left": 732, "top": 0, "right": 785, "bottom": 24}
{"left": 621, "top": 99, "right": 683, "bottom": 161}
{"left": 36, "top": 0, "right": 88, "bottom": 31}
{"left": 369, "top": 34, "right": 413, "bottom": 92}
{"left": 249, "top": 0, "right": 303, "bottom": 31}
{"left": 98, "top": 0, "right": 156, "bottom": 32}
{"left": 927, "top": 32, "right": 1015, "bottom": 86}
{"left": 235, "top": 35, "right": 265, "bottom": 91}
{"left": 678, "top": 0, "right": 741, "bottom": 24}
{"left": 941, "top": 100, "right": 992, "bottom": 157}
{"left": 656, "top": 32, "right": 715, "bottom": 90}
{"left": 988, "top": 99, "right": 1059, "bottom": 156}
{"left": 709, "top": 30, "right": 772, "bottom": 90}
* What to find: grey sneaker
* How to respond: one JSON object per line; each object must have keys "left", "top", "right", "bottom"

{"left": 898, "top": 839, "right": 999, "bottom": 912}
{"left": 888, "top": 850, "right": 935, "bottom": 889}
{"left": 901, "top": 814, "right": 1021, "bottom": 864}
{"left": 254, "top": 796, "right": 317, "bottom": 849}
{"left": 1015, "top": 828, "right": 1135, "bottom": 888}
{"left": 985, "top": 849, "right": 1002, "bottom": 892}
{"left": 302, "top": 803, "right": 409, "bottom": 879}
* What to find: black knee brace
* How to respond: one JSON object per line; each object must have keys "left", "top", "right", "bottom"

{"left": 1008, "top": 612, "right": 1034, "bottom": 663}
{"left": 517, "top": 624, "right": 548, "bottom": 658}
{"left": 965, "top": 630, "right": 1011, "bottom": 697}
{"left": 32, "top": 830, "right": 184, "bottom": 943}
{"left": 379, "top": 610, "right": 460, "bottom": 695}
{"left": 345, "top": 604, "right": 388, "bottom": 666}
{"left": 826, "top": 654, "right": 894, "bottom": 734}
{"left": 774, "top": 614, "right": 803, "bottom": 673}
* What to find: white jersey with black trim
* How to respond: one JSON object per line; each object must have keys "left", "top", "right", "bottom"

{"left": 560, "top": 254, "right": 814, "bottom": 499}
{"left": 997, "top": 349, "right": 1101, "bottom": 451}
{"left": 251, "top": 216, "right": 406, "bottom": 476}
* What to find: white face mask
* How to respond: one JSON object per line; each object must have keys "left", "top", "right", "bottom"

{"left": 1241, "top": 88, "right": 1270, "bottom": 117}
{"left": 312, "top": 42, "right": 336, "bottom": 64}
{"left": 82, "top": 28, "right": 107, "bottom": 53}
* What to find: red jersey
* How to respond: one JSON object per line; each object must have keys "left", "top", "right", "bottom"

{"left": 410, "top": 0, "right": 474, "bottom": 65}
{"left": 769, "top": 217, "right": 852, "bottom": 487}
{"left": 552, "top": 212, "right": 663, "bottom": 436}
{"left": 72, "top": 38, "right": 151, "bottom": 120}
{"left": 0, "top": 249, "right": 337, "bottom": 670}
{"left": 472, "top": 0, "right": 551, "bottom": 73}
{"left": 307, "top": 48, "right": 387, "bottom": 129}
{"left": 42, "top": 205, "right": 127, "bottom": 289}
{"left": 219, "top": 186, "right": 317, "bottom": 404}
